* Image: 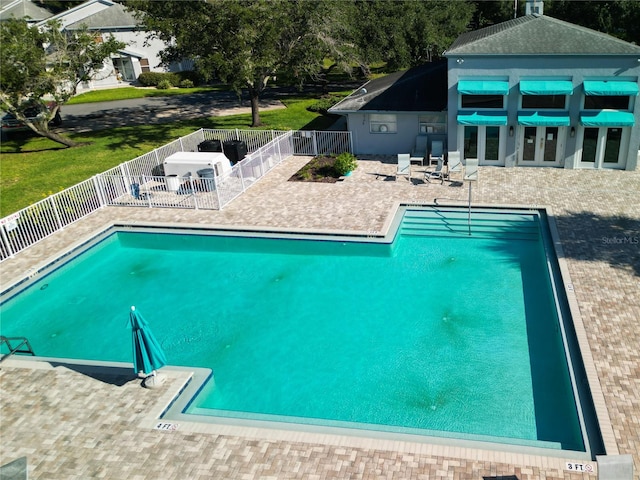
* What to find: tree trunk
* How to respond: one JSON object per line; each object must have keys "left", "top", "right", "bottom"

{"left": 249, "top": 88, "right": 261, "bottom": 127}
{"left": 39, "top": 129, "right": 80, "bottom": 148}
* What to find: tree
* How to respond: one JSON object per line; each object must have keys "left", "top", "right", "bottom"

{"left": 352, "top": 1, "right": 474, "bottom": 71}
{"left": 0, "top": 18, "right": 124, "bottom": 147}
{"left": 127, "top": 0, "right": 357, "bottom": 127}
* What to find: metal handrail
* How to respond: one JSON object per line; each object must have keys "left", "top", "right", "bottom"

{"left": 0, "top": 336, "right": 35, "bottom": 362}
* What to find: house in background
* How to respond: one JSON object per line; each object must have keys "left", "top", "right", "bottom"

{"left": 35, "top": 0, "right": 192, "bottom": 92}
{"left": 0, "top": 0, "right": 52, "bottom": 23}
{"left": 331, "top": 0, "right": 640, "bottom": 170}
{"left": 328, "top": 61, "right": 448, "bottom": 157}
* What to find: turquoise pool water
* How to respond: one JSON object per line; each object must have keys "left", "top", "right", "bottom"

{"left": 0, "top": 208, "right": 585, "bottom": 451}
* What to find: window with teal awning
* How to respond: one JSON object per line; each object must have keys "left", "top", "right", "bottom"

{"left": 519, "top": 80, "right": 573, "bottom": 95}
{"left": 580, "top": 111, "right": 635, "bottom": 126}
{"left": 517, "top": 112, "right": 570, "bottom": 126}
{"left": 458, "top": 80, "right": 509, "bottom": 96}
{"left": 583, "top": 81, "right": 639, "bottom": 96}
{"left": 457, "top": 111, "right": 508, "bottom": 126}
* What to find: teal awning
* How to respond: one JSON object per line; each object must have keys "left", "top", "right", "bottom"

{"left": 583, "top": 81, "right": 639, "bottom": 96}
{"left": 517, "top": 112, "right": 571, "bottom": 126}
{"left": 519, "top": 80, "right": 573, "bottom": 95}
{"left": 457, "top": 80, "right": 509, "bottom": 96}
{"left": 580, "top": 111, "right": 635, "bottom": 126}
{"left": 457, "top": 111, "right": 508, "bottom": 126}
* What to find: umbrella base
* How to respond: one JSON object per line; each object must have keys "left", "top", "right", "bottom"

{"left": 142, "top": 373, "right": 166, "bottom": 389}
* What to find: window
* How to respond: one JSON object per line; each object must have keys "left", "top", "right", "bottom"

{"left": 419, "top": 113, "right": 446, "bottom": 134}
{"left": 370, "top": 114, "right": 397, "bottom": 134}
{"left": 584, "top": 96, "right": 630, "bottom": 110}
{"left": 521, "top": 95, "right": 566, "bottom": 109}
{"left": 461, "top": 95, "right": 503, "bottom": 109}
{"left": 140, "top": 58, "right": 150, "bottom": 73}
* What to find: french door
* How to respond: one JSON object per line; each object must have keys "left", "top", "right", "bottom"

{"left": 579, "top": 127, "right": 628, "bottom": 169}
{"left": 462, "top": 126, "right": 505, "bottom": 166}
{"left": 518, "top": 126, "right": 565, "bottom": 166}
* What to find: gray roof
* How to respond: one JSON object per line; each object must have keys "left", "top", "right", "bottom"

{"left": 446, "top": 14, "right": 640, "bottom": 56}
{"left": 65, "top": 2, "right": 136, "bottom": 30}
{"left": 329, "top": 60, "right": 448, "bottom": 114}
{"left": 0, "top": 0, "right": 52, "bottom": 22}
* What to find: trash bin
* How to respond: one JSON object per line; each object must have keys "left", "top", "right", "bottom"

{"left": 197, "top": 168, "right": 215, "bottom": 191}
{"left": 166, "top": 174, "right": 180, "bottom": 192}
{"left": 198, "top": 139, "right": 223, "bottom": 152}
{"left": 223, "top": 140, "right": 247, "bottom": 164}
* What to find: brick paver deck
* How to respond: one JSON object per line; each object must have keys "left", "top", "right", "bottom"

{"left": 1, "top": 156, "right": 638, "bottom": 479}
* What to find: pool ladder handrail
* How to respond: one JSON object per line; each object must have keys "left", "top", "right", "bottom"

{"left": 0, "top": 335, "right": 35, "bottom": 363}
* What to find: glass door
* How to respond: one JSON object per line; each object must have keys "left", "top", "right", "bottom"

{"left": 519, "top": 126, "right": 564, "bottom": 166}
{"left": 462, "top": 125, "right": 505, "bottom": 166}
{"left": 579, "top": 127, "right": 627, "bottom": 169}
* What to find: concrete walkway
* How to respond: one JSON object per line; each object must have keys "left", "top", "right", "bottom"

{"left": 1, "top": 157, "right": 639, "bottom": 479}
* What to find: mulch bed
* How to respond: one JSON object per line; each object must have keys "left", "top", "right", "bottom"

{"left": 289, "top": 156, "right": 341, "bottom": 183}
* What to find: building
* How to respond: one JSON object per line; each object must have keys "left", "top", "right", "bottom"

{"left": 36, "top": 0, "right": 192, "bottom": 92}
{"left": 330, "top": 2, "right": 640, "bottom": 170}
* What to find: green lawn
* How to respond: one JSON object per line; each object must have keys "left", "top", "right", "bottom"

{"left": 66, "top": 85, "right": 230, "bottom": 104}
{"left": 0, "top": 94, "right": 347, "bottom": 216}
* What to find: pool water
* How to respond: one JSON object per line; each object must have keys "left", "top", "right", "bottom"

{"left": 0, "top": 208, "right": 585, "bottom": 451}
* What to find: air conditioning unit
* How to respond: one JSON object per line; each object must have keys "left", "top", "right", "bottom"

{"left": 379, "top": 124, "right": 388, "bottom": 132}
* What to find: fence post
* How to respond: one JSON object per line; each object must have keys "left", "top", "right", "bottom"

{"left": 235, "top": 128, "right": 240, "bottom": 141}
{"left": 179, "top": 137, "right": 184, "bottom": 152}
{"left": 312, "top": 131, "right": 318, "bottom": 156}
{"left": 349, "top": 131, "right": 354, "bottom": 154}
{"left": 49, "top": 196, "right": 64, "bottom": 230}
{"left": 214, "top": 174, "right": 221, "bottom": 209}
{"left": 190, "top": 176, "right": 198, "bottom": 210}
{"left": 92, "top": 175, "right": 106, "bottom": 208}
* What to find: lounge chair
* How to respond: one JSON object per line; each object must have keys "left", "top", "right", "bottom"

{"left": 447, "top": 151, "right": 462, "bottom": 181}
{"left": 396, "top": 153, "right": 411, "bottom": 180}
{"left": 410, "top": 135, "right": 428, "bottom": 165}
{"left": 464, "top": 158, "right": 479, "bottom": 181}
{"left": 429, "top": 140, "right": 444, "bottom": 166}
{"left": 425, "top": 158, "right": 445, "bottom": 184}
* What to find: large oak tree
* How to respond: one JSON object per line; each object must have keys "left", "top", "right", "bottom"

{"left": 128, "top": 0, "right": 357, "bottom": 127}
{"left": 0, "top": 18, "right": 124, "bottom": 147}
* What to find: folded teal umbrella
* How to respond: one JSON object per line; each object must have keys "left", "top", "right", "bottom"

{"left": 129, "top": 306, "right": 167, "bottom": 377}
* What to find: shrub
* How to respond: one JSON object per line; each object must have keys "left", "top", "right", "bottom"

{"left": 137, "top": 72, "right": 165, "bottom": 87}
{"left": 306, "top": 95, "right": 345, "bottom": 114}
{"left": 156, "top": 79, "right": 173, "bottom": 90}
{"left": 179, "top": 79, "right": 194, "bottom": 88}
{"left": 138, "top": 72, "right": 181, "bottom": 87}
{"left": 333, "top": 152, "right": 358, "bottom": 176}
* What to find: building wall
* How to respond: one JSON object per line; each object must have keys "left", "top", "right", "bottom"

{"left": 347, "top": 112, "right": 446, "bottom": 156}
{"left": 447, "top": 55, "right": 640, "bottom": 170}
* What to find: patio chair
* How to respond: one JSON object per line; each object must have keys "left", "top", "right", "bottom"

{"left": 396, "top": 153, "right": 411, "bottom": 180}
{"left": 429, "top": 140, "right": 444, "bottom": 166}
{"left": 425, "top": 158, "right": 445, "bottom": 184}
{"left": 410, "top": 135, "right": 428, "bottom": 165}
{"left": 464, "top": 158, "right": 479, "bottom": 181}
{"left": 447, "top": 151, "right": 463, "bottom": 181}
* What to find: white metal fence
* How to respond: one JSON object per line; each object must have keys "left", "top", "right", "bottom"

{"left": 0, "top": 129, "right": 351, "bottom": 262}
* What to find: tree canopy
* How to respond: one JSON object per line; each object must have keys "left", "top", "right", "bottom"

{"left": 127, "top": 0, "right": 358, "bottom": 127}
{"left": 0, "top": 18, "right": 124, "bottom": 147}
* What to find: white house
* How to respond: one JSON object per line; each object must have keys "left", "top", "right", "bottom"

{"left": 36, "top": 0, "right": 193, "bottom": 92}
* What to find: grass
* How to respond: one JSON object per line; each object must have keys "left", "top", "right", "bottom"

{"left": 0, "top": 93, "right": 346, "bottom": 216}
{"left": 66, "top": 85, "right": 231, "bottom": 104}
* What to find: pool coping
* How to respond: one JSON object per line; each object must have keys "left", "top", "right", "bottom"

{"left": 0, "top": 201, "right": 614, "bottom": 472}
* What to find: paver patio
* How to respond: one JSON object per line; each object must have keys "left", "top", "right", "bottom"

{"left": 1, "top": 156, "right": 638, "bottom": 479}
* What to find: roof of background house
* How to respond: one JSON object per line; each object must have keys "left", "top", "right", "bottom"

{"left": 64, "top": 1, "right": 136, "bottom": 30}
{"left": 446, "top": 14, "right": 640, "bottom": 56}
{"left": 0, "top": 0, "right": 52, "bottom": 22}
{"left": 329, "top": 60, "right": 448, "bottom": 114}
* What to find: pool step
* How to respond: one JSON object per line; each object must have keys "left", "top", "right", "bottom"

{"left": 401, "top": 208, "right": 540, "bottom": 240}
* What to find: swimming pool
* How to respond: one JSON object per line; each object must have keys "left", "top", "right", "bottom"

{"left": 0, "top": 206, "right": 601, "bottom": 456}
